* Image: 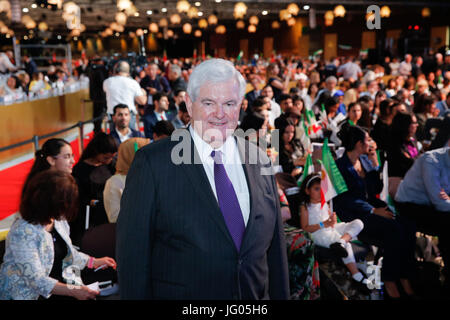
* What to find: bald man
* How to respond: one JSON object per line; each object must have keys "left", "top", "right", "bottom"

{"left": 103, "top": 61, "right": 147, "bottom": 130}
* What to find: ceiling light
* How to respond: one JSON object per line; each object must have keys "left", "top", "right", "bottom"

{"left": 161, "top": 7, "right": 167, "bottom": 13}
{"left": 57, "top": 35, "right": 62, "bottom": 39}
{"left": 195, "top": 2, "right": 201, "bottom": 7}
{"left": 22, "top": 8, "right": 29, "bottom": 13}
{"left": 198, "top": 11, "right": 203, "bottom": 17}
{"left": 146, "top": 10, "right": 152, "bottom": 15}
{"left": 215, "top": 0, "right": 221, "bottom": 3}
{"left": 303, "top": 5, "right": 310, "bottom": 11}
{"left": 31, "top": 4, "right": 37, "bottom": 9}
{"left": 134, "top": 12, "right": 139, "bottom": 17}
{"left": 262, "top": 10, "right": 268, "bottom": 16}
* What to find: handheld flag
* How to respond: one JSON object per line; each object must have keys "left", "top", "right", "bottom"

{"left": 317, "top": 159, "right": 337, "bottom": 209}
{"left": 297, "top": 153, "right": 314, "bottom": 186}
{"left": 322, "top": 138, "right": 348, "bottom": 195}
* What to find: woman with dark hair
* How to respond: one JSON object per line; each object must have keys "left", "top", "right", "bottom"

{"left": 414, "top": 94, "right": 437, "bottom": 142}
{"left": 22, "top": 138, "right": 75, "bottom": 197}
{"left": 358, "top": 99, "right": 374, "bottom": 131}
{"left": 334, "top": 125, "right": 417, "bottom": 299}
{"left": 266, "top": 63, "right": 290, "bottom": 101}
{"left": 0, "top": 170, "right": 116, "bottom": 300}
{"left": 370, "top": 98, "right": 395, "bottom": 155}
{"left": 70, "top": 132, "right": 118, "bottom": 245}
{"left": 338, "top": 102, "right": 363, "bottom": 134}
{"left": 387, "top": 111, "right": 420, "bottom": 178}
{"left": 239, "top": 110, "right": 269, "bottom": 146}
{"left": 275, "top": 118, "right": 306, "bottom": 178}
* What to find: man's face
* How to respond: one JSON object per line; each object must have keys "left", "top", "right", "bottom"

{"left": 326, "top": 80, "right": 336, "bottom": 91}
{"left": 113, "top": 108, "right": 131, "bottom": 129}
{"left": 149, "top": 64, "right": 158, "bottom": 78}
{"left": 157, "top": 96, "right": 169, "bottom": 111}
{"left": 250, "top": 77, "right": 260, "bottom": 89}
{"left": 175, "top": 91, "right": 186, "bottom": 105}
{"left": 7, "top": 77, "right": 16, "bottom": 89}
{"left": 186, "top": 79, "right": 242, "bottom": 147}
{"left": 261, "top": 86, "right": 273, "bottom": 99}
{"left": 279, "top": 98, "right": 293, "bottom": 112}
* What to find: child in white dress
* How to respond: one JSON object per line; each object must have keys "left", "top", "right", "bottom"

{"left": 299, "top": 173, "right": 370, "bottom": 287}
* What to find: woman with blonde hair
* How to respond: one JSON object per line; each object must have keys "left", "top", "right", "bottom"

{"left": 103, "top": 137, "right": 150, "bottom": 223}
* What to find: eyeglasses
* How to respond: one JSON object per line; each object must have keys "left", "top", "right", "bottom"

{"left": 53, "top": 154, "right": 75, "bottom": 160}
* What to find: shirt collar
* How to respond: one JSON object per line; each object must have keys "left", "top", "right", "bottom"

{"left": 189, "top": 125, "right": 237, "bottom": 164}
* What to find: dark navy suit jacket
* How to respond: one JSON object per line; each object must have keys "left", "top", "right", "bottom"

{"left": 142, "top": 110, "right": 176, "bottom": 139}
{"left": 116, "top": 128, "right": 290, "bottom": 300}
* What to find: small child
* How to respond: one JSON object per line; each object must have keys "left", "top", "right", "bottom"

{"left": 299, "top": 173, "right": 370, "bottom": 288}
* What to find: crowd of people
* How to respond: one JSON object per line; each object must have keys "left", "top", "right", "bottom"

{"left": 0, "top": 50, "right": 92, "bottom": 104}
{"left": 0, "top": 47, "right": 449, "bottom": 300}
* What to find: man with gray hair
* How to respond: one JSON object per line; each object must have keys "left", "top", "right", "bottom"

{"left": 117, "top": 58, "right": 289, "bottom": 300}
{"left": 167, "top": 63, "right": 187, "bottom": 95}
{"left": 0, "top": 51, "right": 16, "bottom": 74}
{"left": 103, "top": 60, "right": 147, "bottom": 130}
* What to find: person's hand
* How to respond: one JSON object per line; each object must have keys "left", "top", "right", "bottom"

{"left": 439, "top": 189, "right": 450, "bottom": 200}
{"left": 93, "top": 257, "right": 117, "bottom": 270}
{"left": 367, "top": 139, "right": 379, "bottom": 167}
{"left": 148, "top": 87, "right": 157, "bottom": 95}
{"left": 373, "top": 207, "right": 394, "bottom": 219}
{"left": 70, "top": 285, "right": 99, "bottom": 300}
{"left": 294, "top": 157, "right": 306, "bottom": 166}
{"left": 291, "top": 167, "right": 302, "bottom": 177}
{"left": 324, "top": 213, "right": 337, "bottom": 228}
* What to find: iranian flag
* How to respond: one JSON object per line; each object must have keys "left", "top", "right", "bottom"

{"left": 299, "top": 119, "right": 313, "bottom": 153}
{"left": 319, "top": 104, "right": 328, "bottom": 129}
{"left": 237, "top": 50, "right": 244, "bottom": 61}
{"left": 317, "top": 159, "right": 337, "bottom": 209}
{"left": 322, "top": 138, "right": 348, "bottom": 196}
{"left": 305, "top": 109, "right": 321, "bottom": 135}
{"left": 297, "top": 153, "right": 314, "bottom": 186}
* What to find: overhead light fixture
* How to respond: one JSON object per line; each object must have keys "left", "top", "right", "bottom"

{"left": 31, "top": 4, "right": 38, "bottom": 9}
{"left": 215, "top": 0, "right": 222, "bottom": 3}
{"left": 170, "top": 13, "right": 181, "bottom": 25}
{"left": 146, "top": 10, "right": 152, "bottom": 15}
{"left": 161, "top": 7, "right": 167, "bottom": 13}
{"left": 380, "top": 6, "right": 391, "bottom": 18}
{"left": 208, "top": 14, "right": 218, "bottom": 25}
{"left": 248, "top": 25, "right": 256, "bottom": 33}
{"left": 249, "top": 16, "right": 259, "bottom": 26}
{"left": 287, "top": 3, "right": 299, "bottom": 16}
{"left": 143, "top": 29, "right": 148, "bottom": 34}
{"left": 421, "top": 7, "right": 430, "bottom": 18}
{"left": 215, "top": 25, "right": 226, "bottom": 34}
{"left": 236, "top": 20, "right": 245, "bottom": 29}
{"left": 271, "top": 21, "right": 280, "bottom": 29}
{"left": 198, "top": 18, "right": 208, "bottom": 28}
{"left": 183, "top": 23, "right": 192, "bottom": 34}
{"left": 194, "top": 29, "right": 202, "bottom": 37}
{"left": 195, "top": 2, "right": 201, "bottom": 7}
{"left": 22, "top": 8, "right": 29, "bottom": 13}
{"left": 176, "top": 0, "right": 190, "bottom": 14}
{"left": 134, "top": 12, "right": 139, "bottom": 17}
{"left": 198, "top": 11, "right": 203, "bottom": 17}
{"left": 234, "top": 2, "right": 247, "bottom": 20}
{"left": 333, "top": 5, "right": 346, "bottom": 18}
{"left": 149, "top": 22, "right": 158, "bottom": 33}
{"left": 262, "top": 10, "right": 268, "bottom": 16}
{"left": 303, "top": 5, "right": 310, "bottom": 11}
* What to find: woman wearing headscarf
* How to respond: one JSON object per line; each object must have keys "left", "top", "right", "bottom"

{"left": 103, "top": 138, "right": 150, "bottom": 223}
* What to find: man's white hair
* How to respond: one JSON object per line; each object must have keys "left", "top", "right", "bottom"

{"left": 187, "top": 58, "right": 246, "bottom": 102}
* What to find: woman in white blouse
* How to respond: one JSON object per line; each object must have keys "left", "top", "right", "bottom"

{"left": 103, "top": 137, "right": 150, "bottom": 223}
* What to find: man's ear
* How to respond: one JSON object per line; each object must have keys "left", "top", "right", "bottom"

{"left": 185, "top": 94, "right": 193, "bottom": 118}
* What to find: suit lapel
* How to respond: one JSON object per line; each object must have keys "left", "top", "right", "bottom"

{"left": 179, "top": 129, "right": 235, "bottom": 248}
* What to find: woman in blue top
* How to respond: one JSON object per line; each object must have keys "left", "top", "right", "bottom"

{"left": 333, "top": 125, "right": 417, "bottom": 299}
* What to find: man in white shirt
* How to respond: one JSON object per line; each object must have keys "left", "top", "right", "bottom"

{"left": 337, "top": 57, "right": 363, "bottom": 82}
{"left": 398, "top": 54, "right": 413, "bottom": 77}
{"left": 103, "top": 61, "right": 147, "bottom": 130}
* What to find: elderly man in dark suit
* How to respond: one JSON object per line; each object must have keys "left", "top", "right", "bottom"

{"left": 116, "top": 58, "right": 289, "bottom": 300}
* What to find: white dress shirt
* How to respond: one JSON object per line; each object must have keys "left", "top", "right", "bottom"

{"left": 116, "top": 126, "right": 133, "bottom": 143}
{"left": 189, "top": 126, "right": 250, "bottom": 226}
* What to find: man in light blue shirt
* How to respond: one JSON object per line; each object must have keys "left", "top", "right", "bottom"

{"left": 395, "top": 140, "right": 450, "bottom": 294}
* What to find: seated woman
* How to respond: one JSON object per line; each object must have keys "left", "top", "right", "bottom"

{"left": 371, "top": 99, "right": 396, "bottom": 156}
{"left": 275, "top": 117, "right": 306, "bottom": 179}
{"left": 387, "top": 111, "right": 421, "bottom": 179}
{"left": 70, "top": 132, "right": 118, "bottom": 246}
{"left": 395, "top": 137, "right": 450, "bottom": 295}
{"left": 21, "top": 138, "right": 75, "bottom": 197}
{"left": 333, "top": 125, "right": 417, "bottom": 299}
{"left": 104, "top": 138, "right": 150, "bottom": 223}
{"left": 338, "top": 102, "right": 363, "bottom": 133}
{"left": 414, "top": 94, "right": 437, "bottom": 143}
{"left": 0, "top": 170, "right": 116, "bottom": 300}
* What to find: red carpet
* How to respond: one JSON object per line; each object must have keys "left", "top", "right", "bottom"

{"left": 0, "top": 133, "right": 95, "bottom": 221}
